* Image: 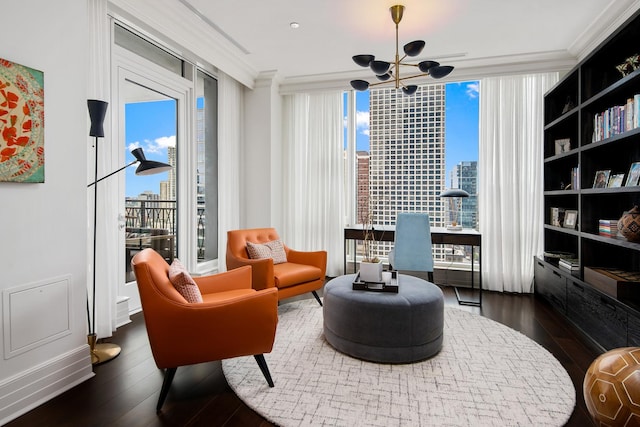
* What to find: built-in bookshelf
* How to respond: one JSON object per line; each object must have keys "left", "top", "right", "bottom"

{"left": 537, "top": 9, "right": 640, "bottom": 351}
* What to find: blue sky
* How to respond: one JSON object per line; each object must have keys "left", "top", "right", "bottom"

{"left": 124, "top": 100, "right": 175, "bottom": 197}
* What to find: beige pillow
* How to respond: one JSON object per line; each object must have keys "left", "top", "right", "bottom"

{"left": 246, "top": 239, "right": 288, "bottom": 264}
{"left": 168, "top": 258, "right": 203, "bottom": 303}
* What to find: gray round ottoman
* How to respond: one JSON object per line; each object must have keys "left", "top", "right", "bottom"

{"left": 323, "top": 274, "right": 444, "bottom": 364}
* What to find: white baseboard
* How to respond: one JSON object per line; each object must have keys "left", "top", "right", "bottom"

{"left": 0, "top": 345, "right": 94, "bottom": 425}
{"left": 116, "top": 295, "right": 131, "bottom": 328}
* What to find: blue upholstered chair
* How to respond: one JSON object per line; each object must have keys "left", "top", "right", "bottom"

{"left": 388, "top": 212, "right": 434, "bottom": 282}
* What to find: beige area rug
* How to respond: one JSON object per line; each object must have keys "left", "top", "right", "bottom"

{"left": 222, "top": 299, "right": 575, "bottom": 426}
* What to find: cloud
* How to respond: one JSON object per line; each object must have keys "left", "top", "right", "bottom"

{"left": 356, "top": 110, "right": 369, "bottom": 136}
{"left": 128, "top": 135, "right": 176, "bottom": 155}
{"left": 155, "top": 135, "right": 176, "bottom": 148}
{"left": 466, "top": 82, "right": 479, "bottom": 99}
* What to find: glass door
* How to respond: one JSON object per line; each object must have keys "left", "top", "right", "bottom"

{"left": 122, "top": 79, "right": 176, "bottom": 285}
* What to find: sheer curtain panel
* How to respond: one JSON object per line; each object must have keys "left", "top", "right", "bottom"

{"left": 479, "top": 73, "right": 558, "bottom": 293}
{"left": 88, "top": 0, "right": 118, "bottom": 338}
{"left": 217, "top": 72, "right": 243, "bottom": 272}
{"left": 282, "top": 92, "right": 344, "bottom": 277}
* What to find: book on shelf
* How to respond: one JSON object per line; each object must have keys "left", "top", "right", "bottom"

{"left": 635, "top": 94, "right": 640, "bottom": 128}
{"left": 599, "top": 219, "right": 619, "bottom": 237}
{"left": 571, "top": 166, "right": 580, "bottom": 190}
{"left": 559, "top": 257, "right": 580, "bottom": 271}
{"left": 592, "top": 94, "right": 640, "bottom": 142}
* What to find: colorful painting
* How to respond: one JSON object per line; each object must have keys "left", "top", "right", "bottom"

{"left": 0, "top": 57, "right": 44, "bottom": 182}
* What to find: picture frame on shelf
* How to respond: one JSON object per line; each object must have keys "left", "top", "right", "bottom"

{"left": 608, "top": 173, "right": 625, "bottom": 188}
{"left": 563, "top": 210, "right": 578, "bottom": 229}
{"left": 593, "top": 170, "right": 611, "bottom": 188}
{"left": 554, "top": 138, "right": 571, "bottom": 155}
{"left": 550, "top": 207, "right": 565, "bottom": 227}
{"left": 625, "top": 162, "right": 640, "bottom": 186}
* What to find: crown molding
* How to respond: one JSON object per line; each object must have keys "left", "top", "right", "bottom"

{"left": 108, "top": 0, "right": 258, "bottom": 88}
{"left": 569, "top": 0, "right": 640, "bottom": 61}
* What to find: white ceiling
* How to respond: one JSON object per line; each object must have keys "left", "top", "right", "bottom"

{"left": 178, "top": 0, "right": 640, "bottom": 86}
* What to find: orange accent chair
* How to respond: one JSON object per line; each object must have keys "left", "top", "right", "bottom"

{"left": 131, "top": 248, "right": 278, "bottom": 412}
{"left": 226, "top": 228, "right": 327, "bottom": 306}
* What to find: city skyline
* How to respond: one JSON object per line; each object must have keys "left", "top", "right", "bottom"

{"left": 124, "top": 81, "right": 479, "bottom": 198}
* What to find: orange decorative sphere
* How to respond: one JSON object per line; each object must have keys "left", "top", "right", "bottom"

{"left": 584, "top": 347, "right": 640, "bottom": 426}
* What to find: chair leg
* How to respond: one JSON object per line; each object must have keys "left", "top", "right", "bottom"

{"left": 312, "top": 290, "right": 323, "bottom": 306}
{"left": 254, "top": 354, "right": 274, "bottom": 387}
{"left": 428, "top": 271, "right": 434, "bottom": 283}
{"left": 156, "top": 367, "right": 177, "bottom": 413}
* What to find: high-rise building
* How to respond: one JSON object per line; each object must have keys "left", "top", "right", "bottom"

{"left": 356, "top": 150, "right": 370, "bottom": 224}
{"left": 367, "top": 84, "right": 446, "bottom": 258}
{"left": 449, "top": 160, "right": 478, "bottom": 229}
{"left": 167, "top": 145, "right": 176, "bottom": 200}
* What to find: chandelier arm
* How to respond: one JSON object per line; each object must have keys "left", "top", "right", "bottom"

{"left": 398, "top": 62, "right": 421, "bottom": 68}
{"left": 397, "top": 73, "right": 430, "bottom": 82}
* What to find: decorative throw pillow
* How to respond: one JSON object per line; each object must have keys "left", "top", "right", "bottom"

{"left": 168, "top": 258, "right": 203, "bottom": 303}
{"left": 246, "top": 239, "right": 288, "bottom": 264}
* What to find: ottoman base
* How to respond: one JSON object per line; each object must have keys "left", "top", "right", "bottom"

{"left": 323, "top": 273, "right": 444, "bottom": 364}
{"left": 324, "top": 325, "right": 442, "bottom": 364}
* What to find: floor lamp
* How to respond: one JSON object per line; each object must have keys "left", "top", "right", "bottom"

{"left": 87, "top": 99, "right": 172, "bottom": 365}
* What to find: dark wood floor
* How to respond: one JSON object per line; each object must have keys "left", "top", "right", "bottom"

{"left": 7, "top": 285, "right": 601, "bottom": 427}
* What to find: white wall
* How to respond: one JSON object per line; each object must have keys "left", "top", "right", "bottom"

{"left": 0, "top": 1, "right": 94, "bottom": 423}
{"left": 242, "top": 72, "right": 283, "bottom": 230}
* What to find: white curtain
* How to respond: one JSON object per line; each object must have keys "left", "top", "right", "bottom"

{"left": 87, "top": 0, "right": 117, "bottom": 338}
{"left": 282, "top": 92, "right": 344, "bottom": 277}
{"left": 479, "top": 72, "right": 558, "bottom": 293}
{"left": 217, "top": 72, "right": 244, "bottom": 272}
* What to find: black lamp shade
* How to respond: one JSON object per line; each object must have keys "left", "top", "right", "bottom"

{"left": 87, "top": 99, "right": 108, "bottom": 137}
{"left": 418, "top": 60, "right": 440, "bottom": 73}
{"left": 131, "top": 147, "right": 172, "bottom": 176}
{"left": 440, "top": 188, "right": 470, "bottom": 198}
{"left": 353, "top": 55, "right": 374, "bottom": 67}
{"left": 430, "top": 65, "right": 454, "bottom": 79}
{"left": 350, "top": 80, "right": 370, "bottom": 91}
{"left": 403, "top": 40, "right": 425, "bottom": 57}
{"left": 370, "top": 60, "right": 391, "bottom": 75}
{"left": 402, "top": 85, "right": 418, "bottom": 95}
{"left": 376, "top": 73, "right": 392, "bottom": 81}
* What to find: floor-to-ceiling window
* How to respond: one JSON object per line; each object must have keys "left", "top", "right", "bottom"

{"left": 343, "top": 81, "right": 479, "bottom": 277}
{"left": 195, "top": 70, "right": 218, "bottom": 264}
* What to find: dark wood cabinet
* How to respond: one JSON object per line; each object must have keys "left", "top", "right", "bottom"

{"left": 534, "top": 259, "right": 566, "bottom": 313}
{"left": 536, "top": 9, "right": 640, "bottom": 351}
{"left": 566, "top": 278, "right": 627, "bottom": 350}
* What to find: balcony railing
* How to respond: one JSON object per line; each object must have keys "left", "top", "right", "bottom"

{"left": 124, "top": 199, "right": 207, "bottom": 260}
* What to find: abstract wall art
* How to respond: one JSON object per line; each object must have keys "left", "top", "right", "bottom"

{"left": 0, "top": 57, "right": 44, "bottom": 183}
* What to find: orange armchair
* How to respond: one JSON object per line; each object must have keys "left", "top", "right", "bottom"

{"left": 226, "top": 228, "right": 327, "bottom": 306}
{"left": 130, "top": 248, "right": 278, "bottom": 412}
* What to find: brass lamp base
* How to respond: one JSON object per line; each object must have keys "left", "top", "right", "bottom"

{"left": 87, "top": 333, "right": 121, "bottom": 365}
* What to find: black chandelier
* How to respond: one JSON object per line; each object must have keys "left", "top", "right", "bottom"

{"left": 350, "top": 4, "right": 454, "bottom": 95}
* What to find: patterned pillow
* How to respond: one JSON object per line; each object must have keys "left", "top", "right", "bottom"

{"left": 246, "top": 239, "right": 288, "bottom": 264}
{"left": 168, "top": 258, "right": 203, "bottom": 303}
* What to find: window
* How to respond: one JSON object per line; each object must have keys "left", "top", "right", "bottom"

{"left": 195, "top": 70, "right": 218, "bottom": 262}
{"left": 343, "top": 81, "right": 479, "bottom": 266}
